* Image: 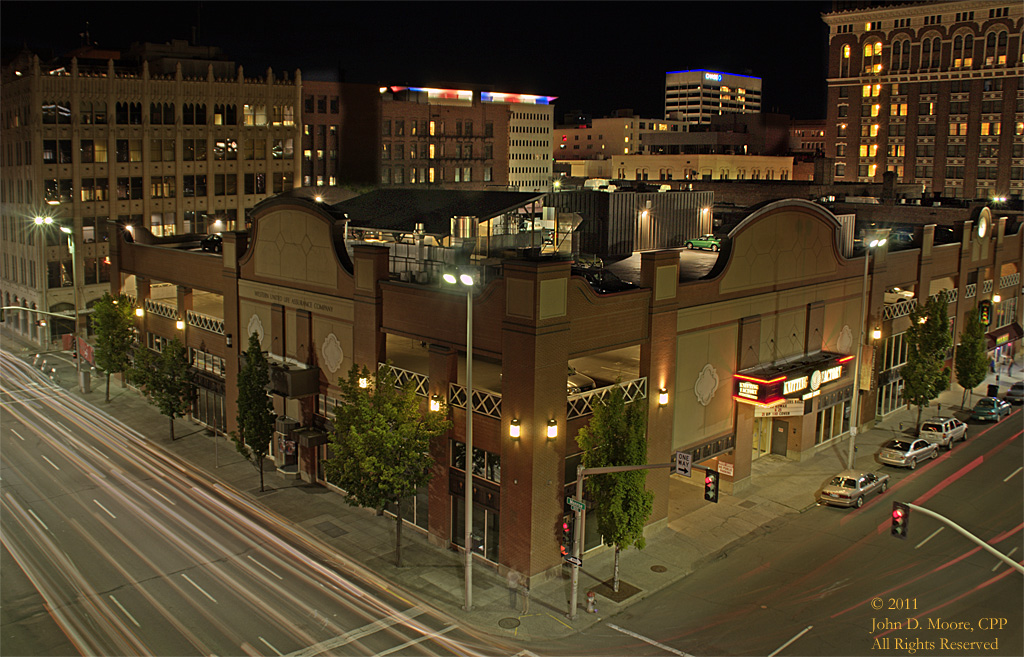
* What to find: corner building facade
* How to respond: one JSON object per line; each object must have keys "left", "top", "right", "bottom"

{"left": 109, "top": 192, "right": 1022, "bottom": 583}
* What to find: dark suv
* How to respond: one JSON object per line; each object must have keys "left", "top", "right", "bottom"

{"left": 571, "top": 267, "right": 638, "bottom": 294}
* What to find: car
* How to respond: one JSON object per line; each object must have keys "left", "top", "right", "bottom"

{"left": 571, "top": 267, "right": 639, "bottom": 294}
{"left": 883, "top": 287, "right": 915, "bottom": 304}
{"left": 567, "top": 365, "right": 596, "bottom": 394}
{"left": 879, "top": 438, "right": 938, "bottom": 470}
{"left": 684, "top": 234, "right": 722, "bottom": 252}
{"left": 1005, "top": 381, "right": 1024, "bottom": 405}
{"left": 971, "top": 396, "right": 1011, "bottom": 421}
{"left": 918, "top": 417, "right": 967, "bottom": 450}
{"left": 200, "top": 233, "right": 223, "bottom": 253}
{"left": 819, "top": 470, "right": 890, "bottom": 508}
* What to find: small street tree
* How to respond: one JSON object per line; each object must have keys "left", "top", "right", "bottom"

{"left": 91, "top": 293, "right": 137, "bottom": 403}
{"left": 133, "top": 337, "right": 194, "bottom": 440}
{"left": 575, "top": 385, "right": 653, "bottom": 593}
{"left": 323, "top": 363, "right": 450, "bottom": 567}
{"left": 903, "top": 293, "right": 953, "bottom": 432}
{"left": 954, "top": 308, "right": 988, "bottom": 409}
{"left": 232, "top": 332, "right": 276, "bottom": 492}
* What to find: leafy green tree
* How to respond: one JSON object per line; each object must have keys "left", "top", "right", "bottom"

{"left": 902, "top": 294, "right": 953, "bottom": 433}
{"left": 133, "top": 338, "right": 194, "bottom": 440}
{"left": 233, "top": 332, "right": 276, "bottom": 492}
{"left": 324, "top": 363, "right": 450, "bottom": 567}
{"left": 575, "top": 385, "right": 653, "bottom": 593}
{"left": 955, "top": 308, "right": 988, "bottom": 409}
{"left": 91, "top": 293, "right": 137, "bottom": 403}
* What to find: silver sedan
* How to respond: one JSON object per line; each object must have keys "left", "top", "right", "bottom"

{"left": 879, "top": 438, "right": 938, "bottom": 470}
{"left": 819, "top": 470, "right": 890, "bottom": 508}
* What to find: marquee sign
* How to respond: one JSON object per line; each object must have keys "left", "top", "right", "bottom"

{"left": 733, "top": 354, "right": 854, "bottom": 408}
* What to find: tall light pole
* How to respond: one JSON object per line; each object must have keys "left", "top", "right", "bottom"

{"left": 34, "top": 214, "right": 86, "bottom": 391}
{"left": 444, "top": 268, "right": 475, "bottom": 611}
{"left": 848, "top": 234, "right": 886, "bottom": 469}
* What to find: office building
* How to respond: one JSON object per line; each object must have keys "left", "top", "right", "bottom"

{"left": 664, "top": 70, "right": 762, "bottom": 123}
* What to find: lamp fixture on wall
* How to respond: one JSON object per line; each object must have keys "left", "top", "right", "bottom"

{"left": 225, "top": 333, "right": 232, "bottom": 348}
{"left": 175, "top": 319, "right": 185, "bottom": 330}
{"left": 871, "top": 327, "right": 882, "bottom": 340}
{"left": 135, "top": 307, "right": 144, "bottom": 317}
{"left": 358, "top": 377, "right": 369, "bottom": 389}
{"left": 509, "top": 418, "right": 521, "bottom": 439}
{"left": 547, "top": 419, "right": 558, "bottom": 440}
{"left": 658, "top": 388, "right": 669, "bottom": 406}
{"left": 429, "top": 394, "right": 442, "bottom": 412}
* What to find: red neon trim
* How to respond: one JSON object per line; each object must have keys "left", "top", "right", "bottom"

{"left": 734, "top": 373, "right": 786, "bottom": 384}
{"left": 837, "top": 355, "right": 855, "bottom": 363}
{"left": 732, "top": 395, "right": 787, "bottom": 408}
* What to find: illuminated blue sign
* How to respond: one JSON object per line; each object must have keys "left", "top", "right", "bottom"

{"left": 704, "top": 72, "right": 722, "bottom": 82}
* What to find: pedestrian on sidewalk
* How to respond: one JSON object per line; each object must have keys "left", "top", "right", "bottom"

{"left": 507, "top": 570, "right": 521, "bottom": 610}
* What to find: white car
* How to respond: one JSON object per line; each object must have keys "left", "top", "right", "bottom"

{"left": 918, "top": 417, "right": 967, "bottom": 450}
{"left": 884, "top": 287, "right": 915, "bottom": 304}
{"left": 879, "top": 438, "right": 938, "bottom": 470}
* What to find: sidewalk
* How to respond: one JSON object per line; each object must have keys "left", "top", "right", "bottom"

{"left": 2, "top": 327, "right": 1020, "bottom": 643}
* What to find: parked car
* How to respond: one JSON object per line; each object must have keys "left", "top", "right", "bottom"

{"left": 819, "top": 470, "right": 890, "bottom": 508}
{"left": 684, "top": 234, "right": 722, "bottom": 252}
{"left": 971, "top": 396, "right": 1011, "bottom": 421}
{"left": 571, "top": 267, "right": 638, "bottom": 294}
{"left": 918, "top": 417, "right": 967, "bottom": 450}
{"left": 883, "top": 287, "right": 915, "bottom": 304}
{"left": 200, "top": 233, "right": 223, "bottom": 253}
{"left": 1005, "top": 381, "right": 1024, "bottom": 405}
{"left": 879, "top": 438, "right": 938, "bottom": 470}
{"left": 567, "top": 365, "right": 597, "bottom": 394}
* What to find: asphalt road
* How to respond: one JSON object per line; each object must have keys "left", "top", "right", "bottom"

{"left": 0, "top": 350, "right": 513, "bottom": 657}
{"left": 538, "top": 408, "right": 1023, "bottom": 656}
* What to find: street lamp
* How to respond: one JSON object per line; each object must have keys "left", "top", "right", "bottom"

{"left": 34, "top": 214, "right": 85, "bottom": 392}
{"left": 444, "top": 267, "right": 476, "bottom": 611}
{"left": 848, "top": 234, "right": 887, "bottom": 468}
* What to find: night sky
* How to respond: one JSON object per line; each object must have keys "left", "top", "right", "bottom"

{"left": 2, "top": 1, "right": 832, "bottom": 120}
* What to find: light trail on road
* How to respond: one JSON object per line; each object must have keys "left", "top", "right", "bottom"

{"left": 1, "top": 350, "right": 512, "bottom": 656}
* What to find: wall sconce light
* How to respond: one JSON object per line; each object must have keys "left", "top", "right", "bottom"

{"left": 429, "top": 394, "right": 442, "bottom": 412}
{"left": 135, "top": 307, "right": 144, "bottom": 317}
{"left": 658, "top": 388, "right": 669, "bottom": 406}
{"left": 547, "top": 419, "right": 558, "bottom": 440}
{"left": 871, "top": 327, "right": 882, "bottom": 340}
{"left": 175, "top": 319, "right": 185, "bottom": 330}
{"left": 992, "top": 294, "right": 1001, "bottom": 303}
{"left": 509, "top": 418, "right": 521, "bottom": 439}
{"left": 225, "top": 334, "right": 232, "bottom": 348}
{"left": 358, "top": 377, "right": 369, "bottom": 389}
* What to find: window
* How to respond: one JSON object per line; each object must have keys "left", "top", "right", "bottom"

{"left": 243, "top": 104, "right": 267, "bottom": 126}
{"left": 182, "top": 103, "right": 206, "bottom": 125}
{"left": 150, "top": 102, "right": 174, "bottom": 125}
{"left": 214, "top": 174, "right": 237, "bottom": 196}
{"left": 214, "top": 104, "right": 237, "bottom": 126}
{"left": 244, "top": 173, "right": 266, "bottom": 194}
{"left": 80, "top": 101, "right": 107, "bottom": 125}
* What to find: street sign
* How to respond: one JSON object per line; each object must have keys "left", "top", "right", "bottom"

{"left": 564, "top": 555, "right": 582, "bottom": 566}
{"left": 674, "top": 451, "right": 692, "bottom": 477}
{"left": 566, "top": 497, "right": 586, "bottom": 513}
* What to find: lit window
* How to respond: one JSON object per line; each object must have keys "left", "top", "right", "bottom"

{"left": 874, "top": 42, "right": 882, "bottom": 56}
{"left": 874, "top": 63, "right": 883, "bottom": 73}
{"left": 864, "top": 44, "right": 873, "bottom": 57}
{"left": 429, "top": 121, "right": 436, "bottom": 136}
{"left": 429, "top": 144, "right": 435, "bottom": 159}
{"left": 872, "top": 104, "right": 880, "bottom": 117}
{"left": 873, "top": 84, "right": 881, "bottom": 96}
{"left": 870, "top": 144, "right": 878, "bottom": 157}
{"left": 981, "top": 122, "right": 990, "bottom": 136}
{"left": 870, "top": 124, "right": 879, "bottom": 137}
{"left": 843, "top": 45, "right": 851, "bottom": 59}
{"left": 869, "top": 164, "right": 877, "bottom": 176}
{"left": 860, "top": 145, "right": 868, "bottom": 157}
{"left": 862, "top": 85, "right": 871, "bottom": 97}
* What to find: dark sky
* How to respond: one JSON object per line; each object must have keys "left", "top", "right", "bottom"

{"left": 2, "top": 1, "right": 832, "bottom": 120}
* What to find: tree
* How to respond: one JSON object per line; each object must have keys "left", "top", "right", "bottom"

{"left": 91, "top": 293, "right": 137, "bottom": 403}
{"left": 233, "top": 332, "right": 276, "bottom": 492}
{"left": 902, "top": 294, "right": 953, "bottom": 433}
{"left": 133, "top": 338, "right": 194, "bottom": 440}
{"left": 575, "top": 385, "right": 653, "bottom": 593}
{"left": 323, "top": 363, "right": 450, "bottom": 567}
{"left": 954, "top": 308, "right": 988, "bottom": 409}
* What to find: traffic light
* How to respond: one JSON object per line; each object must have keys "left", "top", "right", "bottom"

{"left": 560, "top": 516, "right": 574, "bottom": 556}
{"left": 891, "top": 501, "right": 909, "bottom": 539}
{"left": 978, "top": 300, "right": 993, "bottom": 326}
{"left": 704, "top": 469, "right": 719, "bottom": 503}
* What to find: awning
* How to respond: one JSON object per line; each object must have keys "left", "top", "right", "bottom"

{"left": 733, "top": 351, "right": 854, "bottom": 407}
{"left": 986, "top": 322, "right": 1023, "bottom": 350}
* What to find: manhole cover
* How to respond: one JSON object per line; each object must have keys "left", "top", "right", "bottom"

{"left": 650, "top": 564, "right": 667, "bottom": 573}
{"left": 498, "top": 618, "right": 521, "bottom": 629}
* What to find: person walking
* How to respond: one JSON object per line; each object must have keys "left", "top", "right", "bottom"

{"left": 507, "top": 570, "right": 521, "bottom": 610}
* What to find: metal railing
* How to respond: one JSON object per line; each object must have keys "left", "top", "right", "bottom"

{"left": 144, "top": 298, "right": 177, "bottom": 319}
{"left": 567, "top": 378, "right": 648, "bottom": 420}
{"left": 384, "top": 363, "right": 430, "bottom": 398}
{"left": 448, "top": 383, "right": 503, "bottom": 420}
{"left": 1000, "top": 273, "right": 1020, "bottom": 289}
{"left": 964, "top": 283, "right": 977, "bottom": 299}
{"left": 882, "top": 298, "right": 917, "bottom": 321}
{"left": 186, "top": 310, "right": 225, "bottom": 335}
{"left": 981, "top": 279, "right": 993, "bottom": 295}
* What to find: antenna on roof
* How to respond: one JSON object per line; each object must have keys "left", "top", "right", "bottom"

{"left": 79, "top": 22, "right": 91, "bottom": 46}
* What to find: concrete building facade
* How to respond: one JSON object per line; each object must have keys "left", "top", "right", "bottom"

{"left": 664, "top": 70, "right": 763, "bottom": 123}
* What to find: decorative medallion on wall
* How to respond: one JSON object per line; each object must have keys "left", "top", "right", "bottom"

{"left": 837, "top": 324, "right": 853, "bottom": 354}
{"left": 247, "top": 314, "right": 265, "bottom": 344}
{"left": 694, "top": 363, "right": 720, "bottom": 407}
{"left": 322, "top": 333, "right": 344, "bottom": 373}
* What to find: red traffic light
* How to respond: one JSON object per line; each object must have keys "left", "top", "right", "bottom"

{"left": 892, "top": 508, "right": 904, "bottom": 520}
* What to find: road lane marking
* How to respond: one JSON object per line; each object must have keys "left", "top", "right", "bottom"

{"left": 247, "top": 555, "right": 283, "bottom": 580}
{"left": 258, "top": 636, "right": 283, "bottom": 656}
{"left": 915, "top": 527, "right": 944, "bottom": 549}
{"left": 607, "top": 623, "right": 694, "bottom": 657}
{"left": 286, "top": 610, "right": 428, "bottom": 657}
{"left": 1004, "top": 467, "right": 1022, "bottom": 482}
{"left": 181, "top": 573, "right": 218, "bottom": 603}
{"left": 768, "top": 625, "right": 813, "bottom": 657}
{"left": 376, "top": 625, "right": 455, "bottom": 657}
{"left": 151, "top": 488, "right": 176, "bottom": 506}
{"left": 11, "top": 428, "right": 24, "bottom": 440}
{"left": 109, "top": 595, "right": 141, "bottom": 627}
{"left": 41, "top": 455, "right": 61, "bottom": 470}
{"left": 993, "top": 547, "right": 1018, "bottom": 572}
{"left": 93, "top": 499, "right": 117, "bottom": 519}
{"left": 28, "top": 508, "right": 49, "bottom": 531}
{"left": 58, "top": 421, "right": 71, "bottom": 432}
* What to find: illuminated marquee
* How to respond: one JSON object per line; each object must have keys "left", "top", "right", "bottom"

{"left": 734, "top": 355, "right": 854, "bottom": 408}
{"left": 704, "top": 72, "right": 723, "bottom": 82}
